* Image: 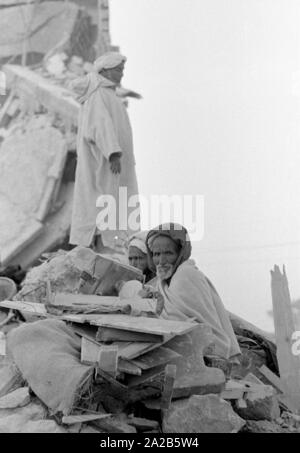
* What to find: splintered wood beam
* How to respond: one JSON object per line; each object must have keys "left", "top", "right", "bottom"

{"left": 270, "top": 265, "right": 300, "bottom": 414}
{"left": 161, "top": 364, "right": 177, "bottom": 410}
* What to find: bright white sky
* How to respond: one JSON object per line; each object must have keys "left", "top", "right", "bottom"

{"left": 110, "top": 0, "right": 300, "bottom": 331}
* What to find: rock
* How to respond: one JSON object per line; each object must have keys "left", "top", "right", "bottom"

{"left": 163, "top": 394, "right": 245, "bottom": 433}
{"left": 0, "top": 387, "right": 30, "bottom": 409}
{"left": 166, "top": 326, "right": 226, "bottom": 399}
{"left": 20, "top": 420, "right": 68, "bottom": 433}
{"left": 0, "top": 362, "right": 24, "bottom": 398}
{"left": 242, "top": 420, "right": 291, "bottom": 433}
{"left": 0, "top": 402, "right": 46, "bottom": 433}
{"left": 234, "top": 393, "right": 280, "bottom": 421}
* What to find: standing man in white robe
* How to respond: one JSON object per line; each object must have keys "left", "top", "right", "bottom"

{"left": 69, "top": 52, "right": 140, "bottom": 251}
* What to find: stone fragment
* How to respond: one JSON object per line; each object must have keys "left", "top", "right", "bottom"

{"left": 20, "top": 420, "right": 68, "bottom": 433}
{"left": 242, "top": 420, "right": 291, "bottom": 433}
{"left": 0, "top": 387, "right": 30, "bottom": 409}
{"left": 163, "top": 394, "right": 245, "bottom": 433}
{"left": 234, "top": 393, "right": 280, "bottom": 421}
{"left": 0, "top": 402, "right": 46, "bottom": 433}
{"left": 0, "top": 362, "right": 24, "bottom": 398}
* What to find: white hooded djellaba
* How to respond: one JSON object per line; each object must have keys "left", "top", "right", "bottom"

{"left": 69, "top": 58, "right": 140, "bottom": 249}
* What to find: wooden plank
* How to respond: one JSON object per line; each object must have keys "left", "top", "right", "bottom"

{"left": 259, "top": 365, "right": 285, "bottom": 394}
{"left": 127, "top": 365, "right": 166, "bottom": 388}
{"left": 89, "top": 314, "right": 198, "bottom": 337}
{"left": 74, "top": 327, "right": 142, "bottom": 375}
{"left": 0, "top": 333, "right": 6, "bottom": 356}
{"left": 98, "top": 345, "right": 118, "bottom": 379}
{"left": 71, "top": 323, "right": 98, "bottom": 343}
{"left": 118, "top": 359, "right": 142, "bottom": 376}
{"left": 130, "top": 347, "right": 181, "bottom": 371}
{"left": 126, "top": 416, "right": 159, "bottom": 431}
{"left": 96, "top": 327, "right": 163, "bottom": 344}
{"left": 243, "top": 373, "right": 265, "bottom": 385}
{"left": 0, "top": 300, "right": 47, "bottom": 316}
{"left": 161, "top": 364, "right": 177, "bottom": 410}
{"left": 54, "top": 293, "right": 120, "bottom": 307}
{"left": 270, "top": 265, "right": 300, "bottom": 413}
{"left": 62, "top": 413, "right": 111, "bottom": 425}
{"left": 116, "top": 341, "right": 163, "bottom": 360}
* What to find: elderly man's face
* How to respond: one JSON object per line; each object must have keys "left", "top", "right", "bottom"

{"left": 101, "top": 62, "right": 125, "bottom": 84}
{"left": 128, "top": 246, "right": 148, "bottom": 273}
{"left": 152, "top": 236, "right": 179, "bottom": 280}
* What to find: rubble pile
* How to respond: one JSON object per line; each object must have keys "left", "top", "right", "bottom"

{"left": 0, "top": 247, "right": 299, "bottom": 434}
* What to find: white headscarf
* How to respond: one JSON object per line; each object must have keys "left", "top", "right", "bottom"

{"left": 94, "top": 52, "right": 127, "bottom": 73}
{"left": 128, "top": 231, "right": 148, "bottom": 255}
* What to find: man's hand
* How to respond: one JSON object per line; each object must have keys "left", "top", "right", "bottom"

{"left": 109, "top": 153, "right": 122, "bottom": 174}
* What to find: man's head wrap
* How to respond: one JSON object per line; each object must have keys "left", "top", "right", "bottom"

{"left": 94, "top": 52, "right": 127, "bottom": 73}
{"left": 128, "top": 231, "right": 148, "bottom": 255}
{"left": 146, "top": 223, "right": 192, "bottom": 274}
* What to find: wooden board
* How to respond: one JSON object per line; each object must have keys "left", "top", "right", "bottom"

{"left": 54, "top": 294, "right": 120, "bottom": 307}
{"left": 270, "top": 265, "right": 300, "bottom": 413}
{"left": 0, "top": 300, "right": 47, "bottom": 316}
{"left": 259, "top": 365, "right": 285, "bottom": 394}
{"left": 62, "top": 413, "right": 111, "bottom": 425}
{"left": 55, "top": 293, "right": 155, "bottom": 314}
{"left": 126, "top": 365, "right": 166, "bottom": 388}
{"left": 96, "top": 327, "right": 163, "bottom": 344}
{"left": 89, "top": 315, "right": 198, "bottom": 337}
{"left": 118, "top": 359, "right": 142, "bottom": 376}
{"left": 71, "top": 323, "right": 98, "bottom": 343}
{"left": 115, "top": 341, "right": 162, "bottom": 361}
{"left": 161, "top": 364, "right": 177, "bottom": 410}
{"left": 130, "top": 347, "right": 181, "bottom": 371}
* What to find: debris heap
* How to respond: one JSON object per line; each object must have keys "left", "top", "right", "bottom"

{"left": 0, "top": 249, "right": 299, "bottom": 433}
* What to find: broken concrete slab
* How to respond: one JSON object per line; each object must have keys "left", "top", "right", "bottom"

{"left": 0, "top": 2, "right": 95, "bottom": 62}
{"left": 0, "top": 116, "right": 67, "bottom": 218}
{"left": 163, "top": 394, "right": 245, "bottom": 433}
{"left": 0, "top": 387, "right": 30, "bottom": 409}
{"left": 0, "top": 362, "right": 24, "bottom": 398}
{"left": 4, "top": 65, "right": 79, "bottom": 125}
{"left": 10, "top": 182, "right": 73, "bottom": 270}
{"left": 0, "top": 116, "right": 67, "bottom": 266}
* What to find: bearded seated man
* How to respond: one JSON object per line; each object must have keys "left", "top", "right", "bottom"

{"left": 145, "top": 223, "right": 241, "bottom": 360}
